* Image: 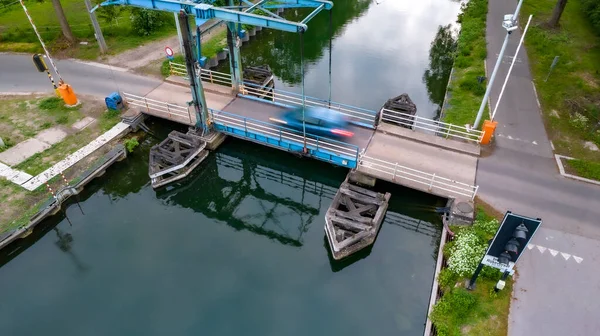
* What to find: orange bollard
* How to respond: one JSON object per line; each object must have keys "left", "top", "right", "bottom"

{"left": 480, "top": 120, "right": 498, "bottom": 145}
{"left": 57, "top": 83, "right": 78, "bottom": 106}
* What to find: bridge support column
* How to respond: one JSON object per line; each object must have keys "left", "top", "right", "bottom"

{"left": 226, "top": 0, "right": 243, "bottom": 94}
{"left": 348, "top": 171, "right": 376, "bottom": 188}
{"left": 178, "top": 11, "right": 209, "bottom": 130}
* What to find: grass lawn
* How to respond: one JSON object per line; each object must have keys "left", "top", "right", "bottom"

{"left": 564, "top": 158, "right": 600, "bottom": 181}
{"left": 442, "top": 0, "right": 488, "bottom": 127}
{"left": 521, "top": 0, "right": 600, "bottom": 168}
{"left": 0, "top": 0, "right": 176, "bottom": 59}
{"left": 0, "top": 95, "right": 124, "bottom": 234}
{"left": 0, "top": 95, "right": 121, "bottom": 176}
{"left": 430, "top": 207, "right": 511, "bottom": 336}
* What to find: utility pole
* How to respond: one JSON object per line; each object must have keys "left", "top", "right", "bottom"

{"left": 174, "top": 12, "right": 185, "bottom": 57}
{"left": 84, "top": 0, "right": 108, "bottom": 54}
{"left": 473, "top": 0, "right": 524, "bottom": 129}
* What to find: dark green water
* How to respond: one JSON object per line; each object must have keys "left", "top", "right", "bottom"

{"left": 217, "top": 0, "right": 461, "bottom": 118}
{"left": 0, "top": 1, "right": 462, "bottom": 335}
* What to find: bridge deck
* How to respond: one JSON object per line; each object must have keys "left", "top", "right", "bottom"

{"left": 221, "top": 97, "right": 373, "bottom": 149}
{"left": 359, "top": 129, "right": 478, "bottom": 202}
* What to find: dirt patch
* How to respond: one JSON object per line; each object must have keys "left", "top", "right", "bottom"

{"left": 105, "top": 35, "right": 180, "bottom": 69}
{"left": 474, "top": 197, "right": 504, "bottom": 220}
{"left": 578, "top": 72, "right": 599, "bottom": 89}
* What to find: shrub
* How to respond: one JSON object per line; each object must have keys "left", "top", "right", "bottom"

{"left": 124, "top": 137, "right": 139, "bottom": 152}
{"left": 447, "top": 230, "right": 487, "bottom": 277}
{"left": 430, "top": 288, "right": 479, "bottom": 336}
{"left": 581, "top": 0, "right": 600, "bottom": 36}
{"left": 438, "top": 268, "right": 460, "bottom": 289}
{"left": 130, "top": 8, "right": 169, "bottom": 36}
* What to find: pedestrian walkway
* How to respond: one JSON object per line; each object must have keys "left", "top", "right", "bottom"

{"left": 476, "top": 1, "right": 600, "bottom": 335}
{"left": 1, "top": 122, "right": 130, "bottom": 191}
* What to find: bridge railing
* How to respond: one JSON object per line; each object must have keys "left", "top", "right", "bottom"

{"left": 380, "top": 108, "right": 484, "bottom": 143}
{"left": 358, "top": 154, "right": 479, "bottom": 200}
{"left": 240, "top": 82, "right": 378, "bottom": 129}
{"left": 122, "top": 92, "right": 193, "bottom": 125}
{"left": 168, "top": 61, "right": 378, "bottom": 128}
{"left": 170, "top": 62, "right": 234, "bottom": 87}
{"left": 210, "top": 109, "right": 360, "bottom": 168}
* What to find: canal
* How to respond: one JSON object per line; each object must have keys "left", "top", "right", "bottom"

{"left": 216, "top": 0, "right": 461, "bottom": 119}
{"left": 0, "top": 0, "right": 462, "bottom": 335}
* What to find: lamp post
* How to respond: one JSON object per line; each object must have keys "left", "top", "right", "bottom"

{"left": 472, "top": 0, "right": 525, "bottom": 129}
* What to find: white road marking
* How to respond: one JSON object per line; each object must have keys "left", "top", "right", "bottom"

{"left": 550, "top": 141, "right": 555, "bottom": 151}
{"left": 531, "top": 81, "right": 541, "bottom": 110}
{"left": 528, "top": 244, "right": 583, "bottom": 264}
{"left": 496, "top": 133, "right": 539, "bottom": 145}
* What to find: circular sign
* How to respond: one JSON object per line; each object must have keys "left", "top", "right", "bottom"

{"left": 164, "top": 46, "right": 174, "bottom": 57}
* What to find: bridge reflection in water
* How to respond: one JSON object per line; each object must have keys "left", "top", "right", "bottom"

{"left": 155, "top": 138, "right": 442, "bottom": 256}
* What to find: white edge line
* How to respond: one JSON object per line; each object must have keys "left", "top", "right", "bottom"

{"left": 531, "top": 81, "right": 541, "bottom": 110}
{"left": 67, "top": 59, "right": 130, "bottom": 72}
{"left": 550, "top": 140, "right": 555, "bottom": 151}
{"left": 554, "top": 154, "right": 600, "bottom": 186}
{"left": 0, "top": 91, "right": 49, "bottom": 96}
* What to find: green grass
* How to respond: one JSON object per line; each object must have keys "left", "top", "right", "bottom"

{"left": 0, "top": 0, "right": 176, "bottom": 59}
{"left": 521, "top": 0, "right": 600, "bottom": 163}
{"left": 442, "top": 0, "right": 488, "bottom": 127}
{"left": 565, "top": 158, "right": 600, "bottom": 181}
{"left": 160, "top": 29, "right": 228, "bottom": 78}
{"left": 430, "top": 207, "right": 510, "bottom": 336}
{"left": 99, "top": 108, "right": 123, "bottom": 132}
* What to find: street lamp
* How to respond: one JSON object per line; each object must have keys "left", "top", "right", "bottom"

{"left": 472, "top": 0, "right": 525, "bottom": 129}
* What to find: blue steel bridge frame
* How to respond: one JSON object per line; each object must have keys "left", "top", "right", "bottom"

{"left": 97, "top": 0, "right": 370, "bottom": 169}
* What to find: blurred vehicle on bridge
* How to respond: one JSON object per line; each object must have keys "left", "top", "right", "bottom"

{"left": 269, "top": 106, "right": 354, "bottom": 139}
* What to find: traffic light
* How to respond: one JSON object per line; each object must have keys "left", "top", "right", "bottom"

{"left": 468, "top": 211, "right": 541, "bottom": 290}
{"left": 32, "top": 54, "right": 48, "bottom": 72}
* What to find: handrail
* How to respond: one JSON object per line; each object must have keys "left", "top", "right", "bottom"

{"left": 359, "top": 154, "right": 478, "bottom": 200}
{"left": 380, "top": 108, "right": 484, "bottom": 143}
{"left": 169, "top": 61, "right": 378, "bottom": 128}
{"left": 210, "top": 108, "right": 360, "bottom": 163}
{"left": 122, "top": 92, "right": 193, "bottom": 125}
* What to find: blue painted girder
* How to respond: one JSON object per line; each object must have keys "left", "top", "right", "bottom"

{"left": 99, "top": 0, "right": 333, "bottom": 32}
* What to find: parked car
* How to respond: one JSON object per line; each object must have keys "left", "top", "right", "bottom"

{"left": 269, "top": 106, "right": 354, "bottom": 139}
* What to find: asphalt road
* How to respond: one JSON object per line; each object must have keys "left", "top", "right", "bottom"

{"left": 0, "top": 53, "right": 161, "bottom": 97}
{"left": 479, "top": 1, "right": 600, "bottom": 335}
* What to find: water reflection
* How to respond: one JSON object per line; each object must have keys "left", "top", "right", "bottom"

{"left": 422, "top": 24, "right": 458, "bottom": 120}
{"left": 53, "top": 227, "right": 90, "bottom": 274}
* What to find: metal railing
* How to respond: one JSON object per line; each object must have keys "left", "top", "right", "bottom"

{"left": 210, "top": 109, "right": 360, "bottom": 166}
{"left": 170, "top": 61, "right": 233, "bottom": 87}
{"left": 240, "top": 82, "right": 378, "bottom": 128}
{"left": 358, "top": 154, "right": 479, "bottom": 200}
{"left": 380, "top": 108, "right": 484, "bottom": 143}
{"left": 122, "top": 92, "right": 193, "bottom": 125}
{"left": 168, "top": 61, "right": 378, "bottom": 128}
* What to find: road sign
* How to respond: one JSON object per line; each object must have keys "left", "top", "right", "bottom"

{"left": 481, "top": 211, "right": 542, "bottom": 274}
{"left": 165, "top": 46, "right": 174, "bottom": 60}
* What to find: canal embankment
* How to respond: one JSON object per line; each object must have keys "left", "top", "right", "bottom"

{"left": 440, "top": 0, "right": 489, "bottom": 127}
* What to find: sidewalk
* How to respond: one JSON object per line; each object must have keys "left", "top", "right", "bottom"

{"left": 477, "top": 0, "right": 600, "bottom": 335}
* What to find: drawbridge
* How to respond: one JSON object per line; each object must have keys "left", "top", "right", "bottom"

{"left": 97, "top": 0, "right": 486, "bottom": 214}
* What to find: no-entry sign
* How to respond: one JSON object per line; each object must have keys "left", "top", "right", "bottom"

{"left": 165, "top": 46, "right": 174, "bottom": 60}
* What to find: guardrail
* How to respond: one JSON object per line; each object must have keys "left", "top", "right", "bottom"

{"left": 359, "top": 154, "right": 478, "bottom": 200}
{"left": 380, "top": 108, "right": 484, "bottom": 143}
{"left": 210, "top": 109, "right": 360, "bottom": 168}
{"left": 168, "top": 61, "right": 378, "bottom": 128}
{"left": 240, "top": 82, "right": 378, "bottom": 128}
{"left": 122, "top": 92, "right": 193, "bottom": 125}
{"left": 170, "top": 62, "right": 234, "bottom": 87}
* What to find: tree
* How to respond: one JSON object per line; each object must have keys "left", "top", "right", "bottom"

{"left": 548, "top": 0, "right": 568, "bottom": 28}
{"left": 50, "top": 0, "right": 75, "bottom": 42}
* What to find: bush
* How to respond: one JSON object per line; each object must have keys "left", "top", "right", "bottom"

{"left": 124, "top": 137, "right": 139, "bottom": 152}
{"left": 581, "top": 0, "right": 600, "bottom": 36}
{"left": 430, "top": 288, "right": 479, "bottom": 336}
{"left": 130, "top": 8, "right": 169, "bottom": 36}
{"left": 447, "top": 229, "right": 487, "bottom": 277}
